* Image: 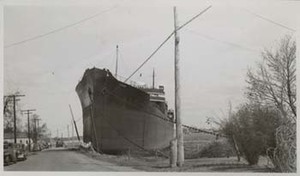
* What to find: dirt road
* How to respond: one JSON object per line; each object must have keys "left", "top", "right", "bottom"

{"left": 4, "top": 147, "right": 139, "bottom": 171}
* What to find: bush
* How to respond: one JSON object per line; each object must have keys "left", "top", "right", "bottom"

{"left": 221, "top": 103, "right": 280, "bottom": 165}
{"left": 198, "top": 139, "right": 236, "bottom": 158}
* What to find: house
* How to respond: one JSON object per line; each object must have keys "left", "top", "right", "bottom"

{"left": 4, "top": 132, "right": 34, "bottom": 149}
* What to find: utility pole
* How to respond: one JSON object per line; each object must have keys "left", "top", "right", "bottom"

{"left": 69, "top": 105, "right": 80, "bottom": 141}
{"left": 5, "top": 94, "right": 25, "bottom": 144}
{"left": 33, "top": 118, "right": 37, "bottom": 148}
{"left": 33, "top": 117, "right": 41, "bottom": 146}
{"left": 67, "top": 125, "right": 70, "bottom": 140}
{"left": 21, "top": 109, "right": 36, "bottom": 152}
{"left": 13, "top": 96, "right": 17, "bottom": 144}
{"left": 71, "top": 120, "right": 74, "bottom": 141}
{"left": 115, "top": 45, "right": 119, "bottom": 78}
{"left": 57, "top": 128, "right": 59, "bottom": 138}
{"left": 174, "top": 6, "right": 184, "bottom": 167}
{"left": 152, "top": 68, "right": 155, "bottom": 88}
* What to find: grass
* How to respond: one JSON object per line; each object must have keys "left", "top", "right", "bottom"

{"left": 184, "top": 133, "right": 234, "bottom": 159}
{"left": 78, "top": 148, "right": 274, "bottom": 172}
{"left": 75, "top": 133, "right": 275, "bottom": 172}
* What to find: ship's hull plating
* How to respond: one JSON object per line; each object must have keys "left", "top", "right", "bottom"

{"left": 76, "top": 68, "right": 174, "bottom": 153}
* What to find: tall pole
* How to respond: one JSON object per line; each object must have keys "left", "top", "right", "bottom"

{"left": 69, "top": 105, "right": 80, "bottom": 141}
{"left": 152, "top": 68, "right": 155, "bottom": 88}
{"left": 67, "top": 125, "right": 70, "bottom": 140}
{"left": 27, "top": 113, "right": 30, "bottom": 148}
{"left": 33, "top": 117, "right": 41, "bottom": 145}
{"left": 71, "top": 120, "right": 74, "bottom": 141}
{"left": 33, "top": 118, "right": 37, "bottom": 145}
{"left": 115, "top": 45, "right": 119, "bottom": 78}
{"left": 4, "top": 94, "right": 25, "bottom": 144}
{"left": 13, "top": 96, "right": 17, "bottom": 144}
{"left": 174, "top": 6, "right": 184, "bottom": 167}
{"left": 21, "top": 109, "right": 36, "bottom": 152}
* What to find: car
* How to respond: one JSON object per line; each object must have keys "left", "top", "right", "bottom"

{"left": 14, "top": 143, "right": 27, "bottom": 161}
{"left": 56, "top": 140, "right": 64, "bottom": 147}
{"left": 3, "top": 142, "right": 17, "bottom": 165}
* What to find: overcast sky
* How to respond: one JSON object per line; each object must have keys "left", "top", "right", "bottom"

{"left": 3, "top": 0, "right": 299, "bottom": 137}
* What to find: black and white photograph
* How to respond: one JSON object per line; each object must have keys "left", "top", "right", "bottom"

{"left": 1, "top": 0, "right": 298, "bottom": 174}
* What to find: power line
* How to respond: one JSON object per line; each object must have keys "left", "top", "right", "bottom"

{"left": 186, "top": 29, "right": 259, "bottom": 53}
{"left": 125, "top": 5, "right": 212, "bottom": 82}
{"left": 4, "top": 6, "right": 117, "bottom": 48}
{"left": 124, "top": 31, "right": 174, "bottom": 82}
{"left": 177, "top": 5, "right": 212, "bottom": 32}
{"left": 243, "top": 8, "right": 296, "bottom": 32}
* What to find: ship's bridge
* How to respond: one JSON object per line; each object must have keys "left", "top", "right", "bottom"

{"left": 115, "top": 75, "right": 166, "bottom": 103}
{"left": 140, "top": 86, "right": 166, "bottom": 102}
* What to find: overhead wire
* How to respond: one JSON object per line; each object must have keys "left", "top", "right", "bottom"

{"left": 185, "top": 29, "right": 260, "bottom": 53}
{"left": 242, "top": 8, "right": 296, "bottom": 32}
{"left": 4, "top": 6, "right": 118, "bottom": 48}
{"left": 125, "top": 5, "right": 212, "bottom": 82}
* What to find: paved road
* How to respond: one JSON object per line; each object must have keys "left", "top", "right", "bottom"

{"left": 4, "top": 148, "right": 139, "bottom": 171}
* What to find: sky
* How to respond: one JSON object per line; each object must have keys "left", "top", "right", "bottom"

{"left": 2, "top": 0, "right": 299, "bottom": 138}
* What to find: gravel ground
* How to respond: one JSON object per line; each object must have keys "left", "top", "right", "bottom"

{"left": 77, "top": 148, "right": 276, "bottom": 172}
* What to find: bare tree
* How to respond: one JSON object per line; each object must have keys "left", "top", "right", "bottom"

{"left": 246, "top": 35, "right": 296, "bottom": 172}
{"left": 207, "top": 102, "right": 241, "bottom": 162}
{"left": 247, "top": 35, "right": 296, "bottom": 121}
{"left": 3, "top": 96, "right": 10, "bottom": 114}
{"left": 3, "top": 97, "right": 13, "bottom": 132}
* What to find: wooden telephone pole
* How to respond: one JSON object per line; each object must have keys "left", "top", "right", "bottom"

{"left": 21, "top": 109, "right": 36, "bottom": 151}
{"left": 152, "top": 68, "right": 155, "bottom": 88}
{"left": 67, "top": 125, "right": 70, "bottom": 139}
{"left": 5, "top": 94, "right": 25, "bottom": 143}
{"left": 71, "top": 120, "right": 74, "bottom": 141}
{"left": 115, "top": 45, "right": 119, "bottom": 78}
{"left": 174, "top": 6, "right": 184, "bottom": 167}
{"left": 33, "top": 117, "right": 41, "bottom": 145}
{"left": 69, "top": 105, "right": 81, "bottom": 142}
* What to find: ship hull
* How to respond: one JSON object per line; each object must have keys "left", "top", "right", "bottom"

{"left": 76, "top": 68, "right": 174, "bottom": 153}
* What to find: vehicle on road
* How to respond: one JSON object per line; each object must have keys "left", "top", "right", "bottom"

{"left": 56, "top": 140, "right": 64, "bottom": 147}
{"left": 3, "top": 142, "right": 17, "bottom": 165}
{"left": 40, "top": 141, "right": 50, "bottom": 150}
{"left": 15, "top": 143, "right": 27, "bottom": 161}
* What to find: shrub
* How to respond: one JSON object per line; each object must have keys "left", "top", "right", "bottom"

{"left": 221, "top": 103, "right": 280, "bottom": 165}
{"left": 198, "top": 139, "right": 236, "bottom": 158}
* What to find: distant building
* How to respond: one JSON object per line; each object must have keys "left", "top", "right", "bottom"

{"left": 4, "top": 132, "right": 34, "bottom": 148}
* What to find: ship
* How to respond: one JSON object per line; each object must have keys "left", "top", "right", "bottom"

{"left": 75, "top": 67, "right": 174, "bottom": 153}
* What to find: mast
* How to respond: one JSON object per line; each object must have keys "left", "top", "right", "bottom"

{"left": 174, "top": 6, "right": 184, "bottom": 167}
{"left": 115, "top": 45, "right": 119, "bottom": 78}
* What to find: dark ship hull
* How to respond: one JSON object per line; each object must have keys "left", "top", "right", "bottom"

{"left": 76, "top": 68, "right": 174, "bottom": 153}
